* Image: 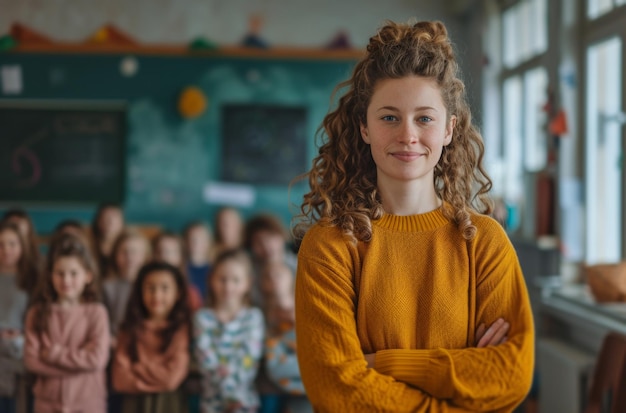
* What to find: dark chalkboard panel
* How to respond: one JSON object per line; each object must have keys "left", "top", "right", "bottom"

{"left": 221, "top": 105, "right": 307, "bottom": 185}
{"left": 0, "top": 102, "right": 126, "bottom": 203}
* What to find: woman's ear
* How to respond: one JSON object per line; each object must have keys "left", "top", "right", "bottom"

{"left": 444, "top": 115, "right": 457, "bottom": 146}
{"left": 360, "top": 123, "right": 370, "bottom": 144}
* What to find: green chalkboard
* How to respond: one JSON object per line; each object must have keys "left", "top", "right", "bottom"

{"left": 0, "top": 102, "right": 126, "bottom": 204}
{"left": 222, "top": 104, "right": 307, "bottom": 185}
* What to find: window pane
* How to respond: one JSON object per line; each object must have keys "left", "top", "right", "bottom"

{"left": 503, "top": 0, "right": 548, "bottom": 67}
{"left": 587, "top": 0, "right": 614, "bottom": 18}
{"left": 524, "top": 67, "right": 548, "bottom": 171}
{"left": 503, "top": 6, "right": 519, "bottom": 67}
{"left": 531, "top": 0, "right": 548, "bottom": 55}
{"left": 504, "top": 76, "right": 524, "bottom": 201}
{"left": 585, "top": 37, "right": 622, "bottom": 264}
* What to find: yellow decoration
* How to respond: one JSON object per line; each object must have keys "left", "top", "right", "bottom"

{"left": 178, "top": 86, "right": 208, "bottom": 119}
{"left": 91, "top": 28, "right": 109, "bottom": 43}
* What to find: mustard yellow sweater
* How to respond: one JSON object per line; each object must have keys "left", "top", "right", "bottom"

{"left": 295, "top": 209, "right": 534, "bottom": 412}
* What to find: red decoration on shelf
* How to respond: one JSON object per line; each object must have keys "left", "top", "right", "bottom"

{"left": 87, "top": 24, "right": 137, "bottom": 45}
{"left": 10, "top": 22, "right": 52, "bottom": 45}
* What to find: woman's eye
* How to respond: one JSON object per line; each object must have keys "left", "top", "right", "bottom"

{"left": 418, "top": 116, "right": 433, "bottom": 123}
{"left": 381, "top": 115, "right": 397, "bottom": 121}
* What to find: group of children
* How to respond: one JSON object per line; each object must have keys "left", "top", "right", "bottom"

{"left": 0, "top": 205, "right": 309, "bottom": 413}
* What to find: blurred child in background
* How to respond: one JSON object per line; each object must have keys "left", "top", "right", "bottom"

{"left": 0, "top": 223, "right": 29, "bottom": 413}
{"left": 194, "top": 249, "right": 264, "bottom": 413}
{"left": 244, "top": 214, "right": 297, "bottom": 308}
{"left": 24, "top": 233, "right": 109, "bottom": 413}
{"left": 1, "top": 209, "right": 42, "bottom": 294}
{"left": 153, "top": 231, "right": 202, "bottom": 311}
{"left": 112, "top": 261, "right": 192, "bottom": 413}
{"left": 213, "top": 207, "right": 244, "bottom": 256}
{"left": 102, "top": 229, "right": 151, "bottom": 340}
{"left": 91, "top": 203, "right": 125, "bottom": 278}
{"left": 262, "top": 262, "right": 311, "bottom": 413}
{"left": 183, "top": 221, "right": 214, "bottom": 303}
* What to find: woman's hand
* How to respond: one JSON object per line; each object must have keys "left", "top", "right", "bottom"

{"left": 475, "top": 318, "right": 509, "bottom": 347}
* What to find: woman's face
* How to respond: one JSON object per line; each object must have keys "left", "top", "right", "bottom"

{"left": 360, "top": 75, "right": 455, "bottom": 190}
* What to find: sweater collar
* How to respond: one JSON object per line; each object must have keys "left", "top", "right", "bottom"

{"left": 374, "top": 207, "right": 450, "bottom": 232}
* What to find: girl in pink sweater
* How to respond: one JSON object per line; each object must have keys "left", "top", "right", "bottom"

{"left": 24, "top": 232, "right": 110, "bottom": 413}
{"left": 112, "top": 261, "right": 192, "bottom": 413}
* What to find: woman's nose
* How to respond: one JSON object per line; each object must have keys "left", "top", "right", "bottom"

{"left": 397, "top": 121, "right": 418, "bottom": 144}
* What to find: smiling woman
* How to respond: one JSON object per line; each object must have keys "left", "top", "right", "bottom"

{"left": 292, "top": 20, "right": 535, "bottom": 413}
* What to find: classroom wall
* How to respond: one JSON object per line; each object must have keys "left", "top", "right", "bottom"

{"left": 0, "top": 0, "right": 479, "bottom": 234}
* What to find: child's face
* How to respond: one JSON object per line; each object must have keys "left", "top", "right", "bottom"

{"left": 187, "top": 226, "right": 211, "bottom": 257}
{"left": 156, "top": 237, "right": 183, "bottom": 267}
{"left": 5, "top": 217, "right": 29, "bottom": 241}
{"left": 52, "top": 256, "right": 93, "bottom": 305}
{"left": 116, "top": 237, "right": 148, "bottom": 280}
{"left": 142, "top": 270, "right": 179, "bottom": 321}
{"left": 251, "top": 230, "right": 285, "bottom": 263}
{"left": 211, "top": 259, "right": 250, "bottom": 306}
{"left": 217, "top": 210, "right": 242, "bottom": 248}
{"left": 0, "top": 230, "right": 22, "bottom": 269}
{"left": 98, "top": 208, "right": 124, "bottom": 239}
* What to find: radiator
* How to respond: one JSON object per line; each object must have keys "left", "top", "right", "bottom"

{"left": 538, "top": 338, "right": 596, "bottom": 413}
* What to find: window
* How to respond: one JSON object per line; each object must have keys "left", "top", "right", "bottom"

{"left": 585, "top": 37, "right": 623, "bottom": 264}
{"left": 503, "top": 0, "right": 548, "bottom": 68}
{"left": 587, "top": 0, "right": 626, "bottom": 18}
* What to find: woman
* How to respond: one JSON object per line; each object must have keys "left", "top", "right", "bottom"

{"left": 293, "top": 20, "right": 534, "bottom": 412}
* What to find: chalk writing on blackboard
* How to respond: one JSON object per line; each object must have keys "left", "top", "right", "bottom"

{"left": 0, "top": 102, "right": 126, "bottom": 204}
{"left": 221, "top": 105, "right": 307, "bottom": 185}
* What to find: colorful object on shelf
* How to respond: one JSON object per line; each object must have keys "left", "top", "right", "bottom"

{"left": 88, "top": 24, "right": 136, "bottom": 45}
{"left": 178, "top": 86, "right": 208, "bottom": 119}
{"left": 10, "top": 22, "right": 52, "bottom": 45}
{"left": 0, "top": 34, "right": 17, "bottom": 51}
{"left": 549, "top": 109, "right": 568, "bottom": 136}
{"left": 189, "top": 37, "right": 218, "bottom": 51}
{"left": 325, "top": 30, "right": 352, "bottom": 50}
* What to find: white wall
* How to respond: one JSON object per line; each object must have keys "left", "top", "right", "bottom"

{"left": 0, "top": 0, "right": 459, "bottom": 48}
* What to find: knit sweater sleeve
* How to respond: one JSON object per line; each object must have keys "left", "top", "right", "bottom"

{"left": 295, "top": 225, "right": 463, "bottom": 413}
{"left": 24, "top": 308, "right": 73, "bottom": 377}
{"left": 131, "top": 326, "right": 191, "bottom": 392}
{"left": 45, "top": 304, "right": 111, "bottom": 372}
{"left": 374, "top": 218, "right": 535, "bottom": 412}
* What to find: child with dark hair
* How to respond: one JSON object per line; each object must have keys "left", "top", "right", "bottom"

{"left": 152, "top": 231, "right": 203, "bottom": 311}
{"left": 112, "top": 261, "right": 192, "bottom": 413}
{"left": 24, "top": 233, "right": 110, "bottom": 413}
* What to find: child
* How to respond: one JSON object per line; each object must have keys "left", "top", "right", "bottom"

{"left": 102, "top": 229, "right": 151, "bottom": 340}
{"left": 1, "top": 208, "right": 42, "bottom": 293}
{"left": 262, "top": 262, "right": 311, "bottom": 413}
{"left": 183, "top": 221, "right": 214, "bottom": 301}
{"left": 112, "top": 261, "right": 192, "bottom": 413}
{"left": 194, "top": 249, "right": 264, "bottom": 413}
{"left": 213, "top": 207, "right": 244, "bottom": 255}
{"left": 153, "top": 231, "right": 203, "bottom": 311}
{"left": 0, "top": 222, "right": 29, "bottom": 413}
{"left": 244, "top": 214, "right": 297, "bottom": 308}
{"left": 24, "top": 232, "right": 110, "bottom": 413}
{"left": 91, "top": 203, "right": 125, "bottom": 278}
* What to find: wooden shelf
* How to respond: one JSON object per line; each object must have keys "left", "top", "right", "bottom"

{"left": 8, "top": 43, "right": 365, "bottom": 60}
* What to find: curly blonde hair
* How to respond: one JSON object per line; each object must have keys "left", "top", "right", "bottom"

{"left": 293, "top": 20, "right": 492, "bottom": 242}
